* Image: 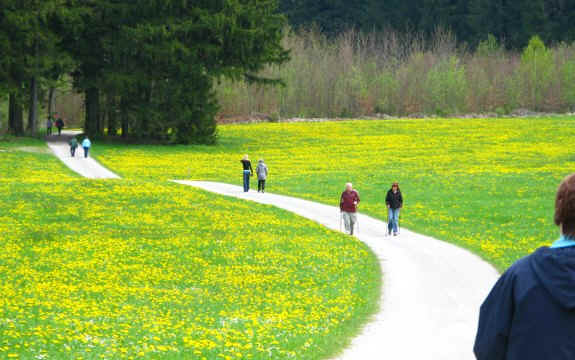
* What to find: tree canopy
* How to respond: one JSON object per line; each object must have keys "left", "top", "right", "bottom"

{"left": 1, "top": 0, "right": 289, "bottom": 143}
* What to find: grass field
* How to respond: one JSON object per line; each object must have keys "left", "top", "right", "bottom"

{"left": 0, "top": 138, "right": 380, "bottom": 359}
{"left": 96, "top": 117, "right": 575, "bottom": 271}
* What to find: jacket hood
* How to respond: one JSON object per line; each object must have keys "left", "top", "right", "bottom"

{"left": 530, "top": 246, "right": 575, "bottom": 310}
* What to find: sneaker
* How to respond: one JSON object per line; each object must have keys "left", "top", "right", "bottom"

{"left": 393, "top": 232, "right": 398, "bottom": 236}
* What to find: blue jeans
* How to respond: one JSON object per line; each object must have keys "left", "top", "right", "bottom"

{"left": 243, "top": 170, "right": 251, "bottom": 192}
{"left": 388, "top": 208, "right": 400, "bottom": 234}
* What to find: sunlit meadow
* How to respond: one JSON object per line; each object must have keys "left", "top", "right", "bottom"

{"left": 97, "top": 117, "right": 575, "bottom": 271}
{"left": 0, "top": 139, "right": 380, "bottom": 359}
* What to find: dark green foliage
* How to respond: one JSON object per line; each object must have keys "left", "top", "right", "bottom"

{"left": 0, "top": 0, "right": 78, "bottom": 135}
{"left": 0, "top": 0, "right": 288, "bottom": 143}
{"left": 281, "top": 0, "right": 575, "bottom": 49}
{"left": 63, "top": 0, "right": 288, "bottom": 144}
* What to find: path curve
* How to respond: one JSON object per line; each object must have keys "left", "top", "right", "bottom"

{"left": 173, "top": 180, "right": 499, "bottom": 360}
{"left": 47, "top": 131, "right": 120, "bottom": 179}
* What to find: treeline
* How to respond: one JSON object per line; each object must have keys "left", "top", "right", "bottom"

{"left": 217, "top": 29, "right": 575, "bottom": 119}
{"left": 0, "top": 0, "right": 287, "bottom": 143}
{"left": 279, "top": 0, "right": 575, "bottom": 49}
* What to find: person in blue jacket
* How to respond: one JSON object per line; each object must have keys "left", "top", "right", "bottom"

{"left": 474, "top": 173, "right": 575, "bottom": 360}
{"left": 82, "top": 137, "right": 92, "bottom": 158}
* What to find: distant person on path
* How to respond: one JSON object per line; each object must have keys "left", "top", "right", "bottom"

{"left": 386, "top": 182, "right": 403, "bottom": 236}
{"left": 241, "top": 155, "right": 253, "bottom": 192}
{"left": 46, "top": 117, "right": 53, "bottom": 136}
{"left": 55, "top": 116, "right": 65, "bottom": 135}
{"left": 474, "top": 173, "right": 575, "bottom": 360}
{"left": 340, "top": 183, "right": 360, "bottom": 236}
{"left": 256, "top": 159, "right": 268, "bottom": 193}
{"left": 69, "top": 137, "right": 78, "bottom": 157}
{"left": 82, "top": 137, "right": 92, "bottom": 158}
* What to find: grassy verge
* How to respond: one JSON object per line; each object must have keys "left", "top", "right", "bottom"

{"left": 0, "top": 138, "right": 380, "bottom": 359}
{"left": 95, "top": 117, "right": 575, "bottom": 272}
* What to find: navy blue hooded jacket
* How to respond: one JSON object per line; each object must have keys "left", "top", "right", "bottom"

{"left": 474, "top": 246, "right": 575, "bottom": 360}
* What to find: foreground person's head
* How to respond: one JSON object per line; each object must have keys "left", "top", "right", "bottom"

{"left": 345, "top": 183, "right": 353, "bottom": 192}
{"left": 555, "top": 173, "right": 575, "bottom": 238}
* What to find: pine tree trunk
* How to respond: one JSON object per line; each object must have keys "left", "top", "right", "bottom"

{"left": 48, "top": 86, "right": 55, "bottom": 118}
{"left": 121, "top": 97, "right": 129, "bottom": 138}
{"left": 8, "top": 93, "right": 15, "bottom": 131}
{"left": 27, "top": 76, "right": 39, "bottom": 134}
{"left": 85, "top": 87, "right": 100, "bottom": 135}
{"left": 107, "top": 94, "right": 118, "bottom": 136}
{"left": 9, "top": 93, "right": 24, "bottom": 136}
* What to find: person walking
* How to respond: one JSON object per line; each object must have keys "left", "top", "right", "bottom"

{"left": 240, "top": 155, "right": 253, "bottom": 192}
{"left": 256, "top": 159, "right": 268, "bottom": 193}
{"left": 82, "top": 137, "right": 92, "bottom": 158}
{"left": 386, "top": 182, "right": 403, "bottom": 236}
{"left": 340, "top": 183, "right": 360, "bottom": 236}
{"left": 46, "top": 117, "right": 53, "bottom": 136}
{"left": 69, "top": 137, "right": 79, "bottom": 157}
{"left": 474, "top": 173, "right": 575, "bottom": 360}
{"left": 55, "top": 116, "right": 65, "bottom": 135}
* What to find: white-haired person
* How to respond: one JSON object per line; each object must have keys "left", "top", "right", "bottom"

{"left": 340, "top": 183, "right": 360, "bottom": 235}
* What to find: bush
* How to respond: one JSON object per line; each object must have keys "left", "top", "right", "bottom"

{"left": 518, "top": 36, "right": 556, "bottom": 111}
{"left": 424, "top": 56, "right": 467, "bottom": 115}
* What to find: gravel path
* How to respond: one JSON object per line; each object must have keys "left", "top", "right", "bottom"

{"left": 46, "top": 131, "right": 120, "bottom": 179}
{"left": 173, "top": 180, "right": 499, "bottom": 360}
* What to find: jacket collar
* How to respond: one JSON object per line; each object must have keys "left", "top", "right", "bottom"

{"left": 551, "top": 235, "right": 575, "bottom": 249}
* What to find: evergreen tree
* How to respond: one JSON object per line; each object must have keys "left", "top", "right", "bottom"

{"left": 0, "top": 0, "right": 75, "bottom": 135}
{"left": 64, "top": 0, "right": 288, "bottom": 143}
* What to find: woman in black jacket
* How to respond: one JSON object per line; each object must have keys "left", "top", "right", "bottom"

{"left": 386, "top": 182, "right": 403, "bottom": 236}
{"left": 240, "top": 155, "right": 253, "bottom": 192}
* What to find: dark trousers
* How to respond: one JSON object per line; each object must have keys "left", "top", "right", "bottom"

{"left": 258, "top": 180, "right": 266, "bottom": 192}
{"left": 47, "top": 127, "right": 52, "bottom": 136}
{"left": 83, "top": 147, "right": 90, "bottom": 158}
{"left": 70, "top": 146, "right": 77, "bottom": 157}
{"left": 243, "top": 170, "right": 251, "bottom": 192}
{"left": 57, "top": 126, "right": 63, "bottom": 135}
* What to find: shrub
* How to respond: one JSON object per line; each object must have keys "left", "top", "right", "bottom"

{"left": 518, "top": 36, "right": 555, "bottom": 111}
{"left": 424, "top": 56, "right": 467, "bottom": 115}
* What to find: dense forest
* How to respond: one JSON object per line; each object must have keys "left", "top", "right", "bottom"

{"left": 280, "top": 0, "right": 575, "bottom": 49}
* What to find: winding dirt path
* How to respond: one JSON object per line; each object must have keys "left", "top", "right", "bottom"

{"left": 172, "top": 180, "right": 500, "bottom": 360}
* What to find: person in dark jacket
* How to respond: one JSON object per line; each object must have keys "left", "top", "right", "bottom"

{"left": 340, "top": 183, "right": 360, "bottom": 236}
{"left": 69, "top": 137, "right": 78, "bottom": 157}
{"left": 386, "top": 182, "right": 403, "bottom": 236}
{"left": 55, "top": 116, "right": 65, "bottom": 135}
{"left": 240, "top": 155, "right": 253, "bottom": 192}
{"left": 474, "top": 173, "right": 575, "bottom": 360}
